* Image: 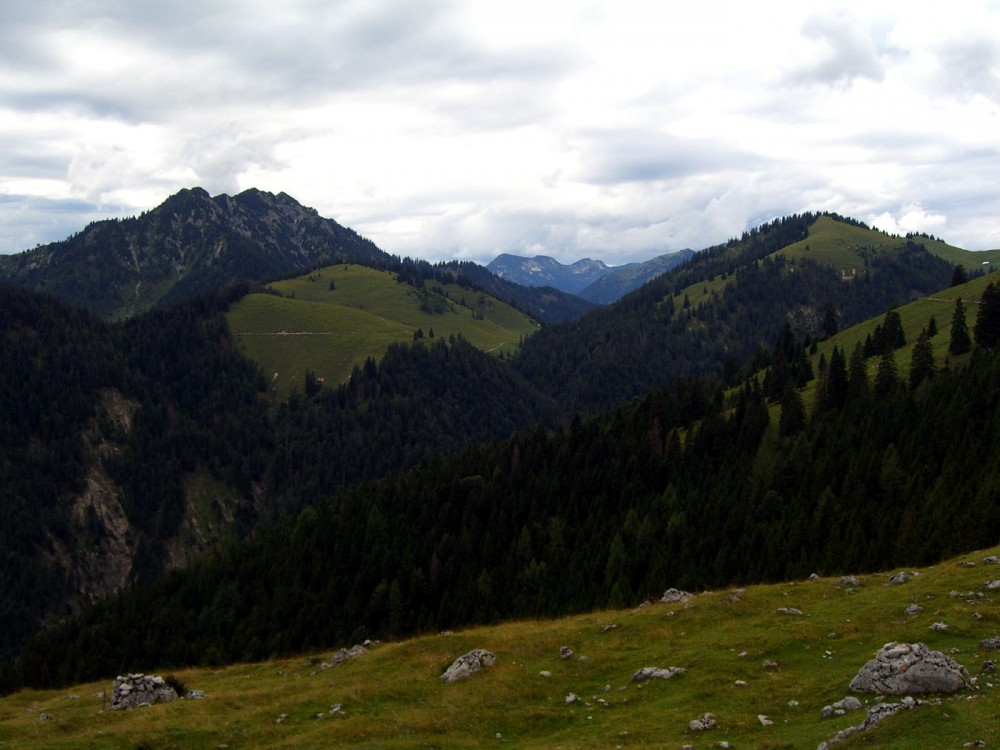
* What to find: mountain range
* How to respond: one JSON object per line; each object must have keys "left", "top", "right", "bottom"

{"left": 3, "top": 189, "right": 1000, "bottom": 708}
{"left": 486, "top": 249, "right": 695, "bottom": 304}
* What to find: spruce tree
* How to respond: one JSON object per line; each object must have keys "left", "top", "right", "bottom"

{"left": 873, "top": 348, "right": 899, "bottom": 397}
{"left": 974, "top": 282, "right": 1000, "bottom": 349}
{"left": 778, "top": 382, "right": 805, "bottom": 437}
{"left": 908, "top": 330, "right": 935, "bottom": 389}
{"left": 847, "top": 343, "right": 870, "bottom": 403}
{"left": 949, "top": 297, "right": 972, "bottom": 355}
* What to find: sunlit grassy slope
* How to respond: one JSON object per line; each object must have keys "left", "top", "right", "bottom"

{"left": 800, "top": 272, "right": 997, "bottom": 407}
{"left": 3, "top": 545, "right": 998, "bottom": 749}
{"left": 226, "top": 265, "right": 539, "bottom": 398}
{"left": 676, "top": 215, "right": 1000, "bottom": 310}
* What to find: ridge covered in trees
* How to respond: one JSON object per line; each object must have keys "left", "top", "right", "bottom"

{"left": 1, "top": 210, "right": 997, "bottom": 695}
{"left": 12, "top": 334, "right": 1000, "bottom": 690}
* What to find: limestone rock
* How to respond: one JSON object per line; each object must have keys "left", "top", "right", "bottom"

{"left": 688, "top": 712, "right": 716, "bottom": 731}
{"left": 821, "top": 696, "right": 862, "bottom": 717}
{"left": 888, "top": 571, "right": 913, "bottom": 585}
{"left": 320, "top": 643, "right": 368, "bottom": 669}
{"left": 660, "top": 588, "right": 693, "bottom": 604}
{"left": 440, "top": 649, "right": 496, "bottom": 683}
{"left": 930, "top": 621, "right": 949, "bottom": 631}
{"left": 817, "top": 697, "right": 918, "bottom": 750}
{"left": 980, "top": 637, "right": 1000, "bottom": 650}
{"left": 984, "top": 556, "right": 999, "bottom": 565}
{"left": 631, "top": 666, "right": 686, "bottom": 682}
{"left": 109, "top": 674, "right": 178, "bottom": 710}
{"left": 848, "top": 642, "right": 968, "bottom": 695}
{"left": 559, "top": 646, "right": 574, "bottom": 660}
{"left": 905, "top": 603, "right": 924, "bottom": 615}
{"left": 777, "top": 607, "right": 803, "bottom": 615}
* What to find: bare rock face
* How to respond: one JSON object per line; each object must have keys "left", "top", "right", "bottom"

{"left": 109, "top": 674, "right": 178, "bottom": 710}
{"left": 440, "top": 649, "right": 496, "bottom": 683}
{"left": 849, "top": 642, "right": 968, "bottom": 695}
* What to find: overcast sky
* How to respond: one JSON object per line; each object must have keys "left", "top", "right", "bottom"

{"left": 1, "top": 0, "right": 998, "bottom": 265}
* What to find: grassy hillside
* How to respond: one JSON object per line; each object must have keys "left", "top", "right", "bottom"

{"left": 779, "top": 216, "right": 1000, "bottom": 272}
{"left": 3, "top": 544, "right": 997, "bottom": 749}
{"left": 227, "top": 265, "right": 540, "bottom": 397}
{"left": 675, "top": 215, "right": 1000, "bottom": 311}
{"left": 803, "top": 272, "right": 997, "bottom": 406}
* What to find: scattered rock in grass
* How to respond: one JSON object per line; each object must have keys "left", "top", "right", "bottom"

{"left": 821, "top": 696, "right": 862, "bottom": 717}
{"left": 984, "top": 556, "right": 999, "bottom": 565}
{"left": 734, "top": 679, "right": 747, "bottom": 687}
{"left": 330, "top": 704, "right": 344, "bottom": 715}
{"left": 660, "top": 588, "right": 694, "bottom": 604}
{"left": 631, "top": 666, "right": 686, "bottom": 682}
{"left": 600, "top": 623, "right": 618, "bottom": 632}
{"left": 963, "top": 740, "right": 986, "bottom": 748}
{"left": 986, "top": 580, "right": 1000, "bottom": 590}
{"left": 440, "top": 649, "right": 496, "bottom": 683}
{"left": 688, "top": 712, "right": 716, "bottom": 731}
{"left": 888, "top": 571, "right": 913, "bottom": 585}
{"left": 849, "top": 642, "right": 968, "bottom": 695}
{"left": 960, "top": 561, "right": 976, "bottom": 567}
{"left": 110, "top": 674, "right": 178, "bottom": 710}
{"left": 818, "top": 697, "right": 920, "bottom": 750}
{"left": 905, "top": 603, "right": 924, "bottom": 615}
{"left": 980, "top": 637, "right": 1000, "bottom": 650}
{"left": 559, "top": 646, "right": 574, "bottom": 660}
{"left": 565, "top": 693, "right": 580, "bottom": 705}
{"left": 39, "top": 713, "right": 53, "bottom": 722}
{"left": 777, "top": 607, "right": 803, "bottom": 615}
{"left": 758, "top": 714, "right": 773, "bottom": 726}
{"left": 319, "top": 644, "right": 367, "bottom": 669}
{"left": 982, "top": 661, "right": 995, "bottom": 674}
{"left": 185, "top": 690, "right": 206, "bottom": 700}
{"left": 836, "top": 575, "right": 861, "bottom": 587}
{"left": 763, "top": 659, "right": 779, "bottom": 670}
{"left": 275, "top": 713, "right": 288, "bottom": 724}
{"left": 973, "top": 612, "right": 983, "bottom": 620}
{"left": 539, "top": 670, "right": 552, "bottom": 678}
{"left": 809, "top": 573, "right": 820, "bottom": 580}
{"left": 931, "top": 622, "right": 949, "bottom": 631}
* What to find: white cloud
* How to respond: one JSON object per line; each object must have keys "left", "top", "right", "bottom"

{"left": 0, "top": 0, "right": 998, "bottom": 261}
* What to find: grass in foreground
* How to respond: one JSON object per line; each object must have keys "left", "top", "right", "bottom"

{"left": 2, "top": 546, "right": 998, "bottom": 749}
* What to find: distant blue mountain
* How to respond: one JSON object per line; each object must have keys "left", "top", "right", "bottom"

{"left": 486, "top": 254, "right": 612, "bottom": 295}
{"left": 487, "top": 250, "right": 694, "bottom": 304}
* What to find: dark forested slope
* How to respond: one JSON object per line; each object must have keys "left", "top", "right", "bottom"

{"left": 513, "top": 215, "right": 955, "bottom": 415}
{"left": 16, "top": 339, "right": 1000, "bottom": 689}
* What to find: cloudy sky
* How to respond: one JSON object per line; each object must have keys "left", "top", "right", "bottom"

{"left": 1, "top": 0, "right": 998, "bottom": 264}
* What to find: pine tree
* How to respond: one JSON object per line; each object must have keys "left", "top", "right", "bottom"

{"left": 778, "top": 382, "right": 805, "bottom": 437}
{"left": 951, "top": 264, "right": 968, "bottom": 287}
{"left": 847, "top": 343, "right": 870, "bottom": 403}
{"left": 873, "top": 349, "right": 899, "bottom": 397}
{"left": 974, "top": 282, "right": 1000, "bottom": 349}
{"left": 949, "top": 297, "right": 972, "bottom": 355}
{"left": 822, "top": 303, "right": 838, "bottom": 339}
{"left": 908, "top": 330, "right": 935, "bottom": 389}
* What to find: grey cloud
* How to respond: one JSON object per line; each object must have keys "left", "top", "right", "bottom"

{"left": 0, "top": 195, "right": 131, "bottom": 254}
{"left": 578, "top": 130, "right": 767, "bottom": 186}
{"left": 937, "top": 38, "right": 1000, "bottom": 102}
{"left": 785, "top": 14, "right": 885, "bottom": 87}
